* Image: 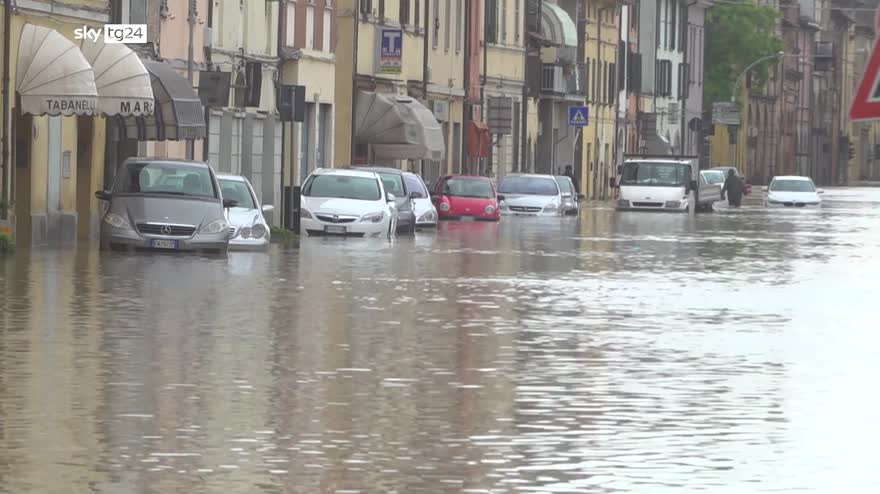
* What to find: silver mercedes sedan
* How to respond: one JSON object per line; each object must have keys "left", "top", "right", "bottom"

{"left": 95, "top": 158, "right": 234, "bottom": 255}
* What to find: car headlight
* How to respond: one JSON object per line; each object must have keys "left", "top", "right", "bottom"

{"left": 200, "top": 219, "right": 228, "bottom": 234}
{"left": 251, "top": 224, "right": 266, "bottom": 239}
{"left": 665, "top": 201, "right": 681, "bottom": 208}
{"left": 484, "top": 205, "right": 496, "bottom": 215}
{"left": 103, "top": 212, "right": 132, "bottom": 230}
{"left": 361, "top": 211, "right": 385, "bottom": 223}
{"left": 300, "top": 209, "right": 313, "bottom": 219}
{"left": 240, "top": 226, "right": 252, "bottom": 238}
{"left": 543, "top": 203, "right": 559, "bottom": 212}
{"left": 418, "top": 210, "right": 437, "bottom": 222}
{"left": 439, "top": 202, "right": 450, "bottom": 211}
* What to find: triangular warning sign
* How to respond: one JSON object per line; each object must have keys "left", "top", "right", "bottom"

{"left": 851, "top": 9, "right": 880, "bottom": 120}
{"left": 572, "top": 110, "right": 587, "bottom": 125}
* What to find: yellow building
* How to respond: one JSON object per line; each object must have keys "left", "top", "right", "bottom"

{"left": 334, "top": 0, "right": 457, "bottom": 184}
{"left": 582, "top": 1, "right": 619, "bottom": 200}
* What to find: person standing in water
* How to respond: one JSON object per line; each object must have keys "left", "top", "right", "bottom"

{"left": 721, "top": 169, "right": 744, "bottom": 207}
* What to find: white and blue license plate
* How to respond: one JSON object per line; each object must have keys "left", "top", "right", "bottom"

{"left": 460, "top": 216, "right": 475, "bottom": 222}
{"left": 149, "top": 239, "right": 179, "bottom": 249}
{"left": 324, "top": 225, "right": 346, "bottom": 235}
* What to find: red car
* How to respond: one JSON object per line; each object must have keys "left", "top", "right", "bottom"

{"left": 431, "top": 175, "right": 501, "bottom": 221}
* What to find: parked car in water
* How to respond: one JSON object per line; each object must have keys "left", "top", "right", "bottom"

{"left": 358, "top": 167, "right": 417, "bottom": 234}
{"left": 764, "top": 175, "right": 823, "bottom": 208}
{"left": 403, "top": 172, "right": 437, "bottom": 228}
{"left": 300, "top": 168, "right": 399, "bottom": 238}
{"left": 431, "top": 175, "right": 501, "bottom": 221}
{"left": 95, "top": 158, "right": 234, "bottom": 255}
{"left": 697, "top": 169, "right": 725, "bottom": 211}
{"left": 217, "top": 173, "right": 274, "bottom": 249}
{"left": 554, "top": 175, "right": 582, "bottom": 216}
{"left": 615, "top": 158, "right": 696, "bottom": 212}
{"left": 497, "top": 174, "right": 565, "bottom": 216}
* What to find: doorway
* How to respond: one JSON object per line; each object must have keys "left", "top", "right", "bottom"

{"left": 76, "top": 117, "right": 94, "bottom": 241}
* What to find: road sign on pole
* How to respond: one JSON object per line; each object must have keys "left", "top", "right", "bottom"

{"left": 851, "top": 9, "right": 880, "bottom": 120}
{"left": 569, "top": 106, "right": 589, "bottom": 127}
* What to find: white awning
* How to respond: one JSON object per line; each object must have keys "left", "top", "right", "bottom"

{"left": 541, "top": 2, "right": 578, "bottom": 48}
{"left": 79, "top": 37, "right": 154, "bottom": 116}
{"left": 16, "top": 24, "right": 97, "bottom": 116}
{"left": 355, "top": 91, "right": 445, "bottom": 161}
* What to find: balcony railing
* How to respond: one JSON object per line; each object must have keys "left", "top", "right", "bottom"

{"left": 541, "top": 63, "right": 586, "bottom": 96}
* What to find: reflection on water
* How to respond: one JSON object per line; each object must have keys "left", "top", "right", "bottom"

{"left": 2, "top": 188, "right": 880, "bottom": 493}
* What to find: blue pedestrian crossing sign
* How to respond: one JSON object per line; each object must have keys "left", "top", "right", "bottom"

{"left": 568, "top": 106, "right": 589, "bottom": 127}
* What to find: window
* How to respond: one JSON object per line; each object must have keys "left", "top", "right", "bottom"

{"left": 306, "top": 4, "right": 315, "bottom": 49}
{"left": 486, "top": 0, "right": 498, "bottom": 43}
{"left": 378, "top": 0, "right": 384, "bottom": 20}
{"left": 445, "top": 0, "right": 451, "bottom": 50}
{"left": 415, "top": 0, "right": 420, "bottom": 32}
{"left": 359, "top": 0, "right": 371, "bottom": 17}
{"left": 678, "top": 63, "right": 690, "bottom": 99}
{"left": 501, "top": 0, "right": 507, "bottom": 42}
{"left": 769, "top": 179, "right": 816, "bottom": 192}
{"left": 433, "top": 0, "right": 440, "bottom": 47}
{"left": 620, "top": 162, "right": 690, "bottom": 187}
{"left": 514, "top": 0, "right": 520, "bottom": 41}
{"left": 680, "top": 3, "right": 687, "bottom": 52}
{"left": 497, "top": 176, "right": 559, "bottom": 195}
{"left": 670, "top": 0, "right": 677, "bottom": 50}
{"left": 303, "top": 174, "right": 382, "bottom": 200}
{"left": 404, "top": 174, "right": 430, "bottom": 198}
{"left": 285, "top": 3, "right": 296, "bottom": 47}
{"left": 656, "top": 60, "right": 672, "bottom": 96}
{"left": 609, "top": 62, "right": 616, "bottom": 104}
{"left": 456, "top": 0, "right": 463, "bottom": 51}
{"left": 400, "top": 0, "right": 410, "bottom": 26}
{"left": 441, "top": 177, "right": 495, "bottom": 198}
{"left": 323, "top": 7, "right": 331, "bottom": 51}
{"left": 115, "top": 162, "right": 218, "bottom": 199}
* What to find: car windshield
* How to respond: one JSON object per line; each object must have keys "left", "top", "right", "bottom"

{"left": 114, "top": 162, "right": 217, "bottom": 198}
{"left": 497, "top": 176, "right": 559, "bottom": 195}
{"left": 218, "top": 179, "right": 257, "bottom": 209}
{"left": 771, "top": 179, "right": 816, "bottom": 192}
{"left": 441, "top": 178, "right": 495, "bottom": 198}
{"left": 702, "top": 171, "right": 725, "bottom": 184}
{"left": 303, "top": 174, "right": 381, "bottom": 201}
{"left": 555, "top": 177, "right": 574, "bottom": 195}
{"left": 377, "top": 173, "right": 406, "bottom": 196}
{"left": 404, "top": 174, "right": 429, "bottom": 198}
{"left": 621, "top": 162, "right": 690, "bottom": 187}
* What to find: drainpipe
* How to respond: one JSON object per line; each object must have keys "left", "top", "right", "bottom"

{"left": 186, "top": 0, "right": 196, "bottom": 159}
{"left": 423, "top": 0, "right": 430, "bottom": 100}
{"left": 481, "top": 0, "right": 488, "bottom": 176}
{"left": 520, "top": 0, "right": 532, "bottom": 173}
{"left": 349, "top": 4, "right": 360, "bottom": 163}
{"left": 202, "top": 0, "right": 214, "bottom": 160}
{"left": 463, "top": 0, "right": 470, "bottom": 174}
{"left": 1, "top": 0, "right": 12, "bottom": 215}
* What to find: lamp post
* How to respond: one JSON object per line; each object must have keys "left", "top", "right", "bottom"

{"left": 729, "top": 51, "right": 784, "bottom": 171}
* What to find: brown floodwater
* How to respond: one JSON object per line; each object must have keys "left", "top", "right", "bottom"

{"left": 2, "top": 188, "right": 879, "bottom": 493}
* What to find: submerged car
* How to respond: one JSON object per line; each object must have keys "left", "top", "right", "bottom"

{"left": 764, "top": 175, "right": 823, "bottom": 208}
{"left": 300, "top": 168, "right": 399, "bottom": 238}
{"left": 615, "top": 158, "right": 695, "bottom": 212}
{"left": 358, "top": 167, "right": 417, "bottom": 234}
{"left": 431, "top": 175, "right": 501, "bottom": 221}
{"left": 697, "top": 169, "right": 725, "bottom": 211}
{"left": 403, "top": 172, "right": 437, "bottom": 228}
{"left": 497, "top": 174, "right": 565, "bottom": 216}
{"left": 554, "top": 175, "right": 582, "bottom": 216}
{"left": 96, "top": 158, "right": 234, "bottom": 254}
{"left": 217, "top": 173, "right": 274, "bottom": 249}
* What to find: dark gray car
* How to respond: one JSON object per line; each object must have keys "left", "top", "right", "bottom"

{"left": 95, "top": 158, "right": 236, "bottom": 255}
{"left": 359, "top": 167, "right": 417, "bottom": 234}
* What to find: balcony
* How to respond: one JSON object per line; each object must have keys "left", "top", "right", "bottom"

{"left": 541, "top": 63, "right": 586, "bottom": 97}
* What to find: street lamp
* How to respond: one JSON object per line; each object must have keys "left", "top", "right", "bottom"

{"left": 731, "top": 51, "right": 785, "bottom": 102}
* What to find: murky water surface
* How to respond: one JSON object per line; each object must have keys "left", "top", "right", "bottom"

{"left": 2, "top": 188, "right": 880, "bottom": 493}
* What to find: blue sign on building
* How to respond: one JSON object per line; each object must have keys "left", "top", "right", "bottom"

{"left": 568, "top": 106, "right": 589, "bottom": 127}
{"left": 379, "top": 28, "right": 403, "bottom": 74}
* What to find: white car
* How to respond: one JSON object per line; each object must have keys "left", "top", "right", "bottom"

{"left": 217, "top": 173, "right": 273, "bottom": 249}
{"left": 300, "top": 168, "right": 399, "bottom": 238}
{"left": 697, "top": 169, "right": 725, "bottom": 211}
{"left": 403, "top": 171, "right": 437, "bottom": 228}
{"left": 497, "top": 174, "right": 565, "bottom": 216}
{"left": 764, "top": 175, "right": 823, "bottom": 208}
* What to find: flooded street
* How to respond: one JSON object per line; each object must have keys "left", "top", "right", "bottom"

{"left": 2, "top": 188, "right": 880, "bottom": 493}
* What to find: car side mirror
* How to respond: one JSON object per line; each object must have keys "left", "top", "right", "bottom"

{"left": 223, "top": 198, "right": 239, "bottom": 209}
{"left": 262, "top": 204, "right": 275, "bottom": 213}
{"left": 386, "top": 193, "right": 396, "bottom": 203}
{"left": 95, "top": 190, "right": 111, "bottom": 201}
{"left": 497, "top": 195, "right": 506, "bottom": 202}
{"left": 430, "top": 194, "right": 441, "bottom": 202}
{"left": 688, "top": 180, "right": 698, "bottom": 192}
{"left": 409, "top": 191, "right": 421, "bottom": 199}
{"left": 817, "top": 189, "right": 825, "bottom": 194}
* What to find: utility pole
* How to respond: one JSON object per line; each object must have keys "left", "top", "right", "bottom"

{"left": 187, "top": 0, "right": 196, "bottom": 160}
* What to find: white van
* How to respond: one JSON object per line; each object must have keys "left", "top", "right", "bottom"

{"left": 615, "top": 157, "right": 697, "bottom": 212}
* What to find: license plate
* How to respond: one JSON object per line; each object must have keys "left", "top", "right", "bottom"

{"left": 324, "top": 225, "right": 347, "bottom": 234}
{"left": 149, "top": 239, "right": 178, "bottom": 249}
{"left": 460, "top": 216, "right": 475, "bottom": 222}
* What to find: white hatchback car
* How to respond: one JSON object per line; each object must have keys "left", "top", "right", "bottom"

{"left": 497, "top": 174, "right": 565, "bottom": 216}
{"left": 300, "top": 168, "right": 399, "bottom": 238}
{"left": 218, "top": 173, "right": 274, "bottom": 249}
{"left": 403, "top": 171, "right": 437, "bottom": 228}
{"left": 764, "top": 175, "right": 823, "bottom": 208}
